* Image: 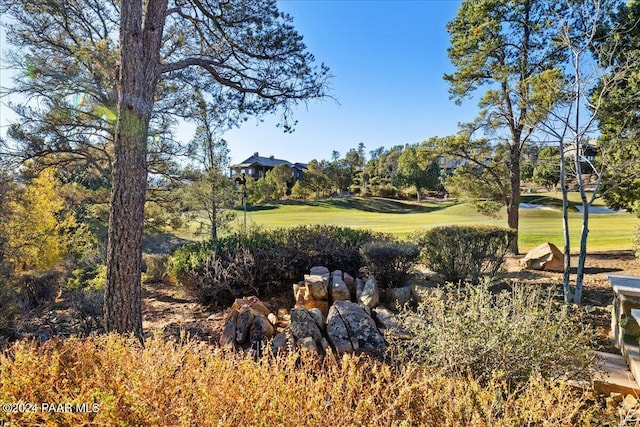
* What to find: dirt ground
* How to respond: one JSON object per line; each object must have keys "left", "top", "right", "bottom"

{"left": 504, "top": 250, "right": 640, "bottom": 352}
{"left": 141, "top": 250, "right": 640, "bottom": 351}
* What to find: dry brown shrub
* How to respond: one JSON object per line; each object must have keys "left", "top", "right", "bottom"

{"left": 0, "top": 335, "right": 604, "bottom": 426}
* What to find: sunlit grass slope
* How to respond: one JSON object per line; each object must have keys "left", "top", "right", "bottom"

{"left": 222, "top": 194, "right": 638, "bottom": 252}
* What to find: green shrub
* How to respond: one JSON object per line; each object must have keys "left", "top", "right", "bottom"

{"left": 412, "top": 225, "right": 515, "bottom": 284}
{"left": 387, "top": 282, "right": 595, "bottom": 387}
{"left": 168, "top": 225, "right": 387, "bottom": 306}
{"left": 66, "top": 264, "right": 107, "bottom": 292}
{"left": 371, "top": 184, "right": 398, "bottom": 198}
{"left": 359, "top": 240, "right": 419, "bottom": 288}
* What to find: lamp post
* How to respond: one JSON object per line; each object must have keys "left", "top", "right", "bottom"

{"left": 234, "top": 173, "right": 247, "bottom": 233}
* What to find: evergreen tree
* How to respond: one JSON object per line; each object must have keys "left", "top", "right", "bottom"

{"left": 444, "top": 0, "right": 568, "bottom": 253}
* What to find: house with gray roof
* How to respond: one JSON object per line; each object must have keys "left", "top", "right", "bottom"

{"left": 231, "top": 152, "right": 307, "bottom": 180}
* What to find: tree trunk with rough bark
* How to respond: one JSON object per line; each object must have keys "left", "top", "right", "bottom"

{"left": 104, "top": 0, "right": 167, "bottom": 340}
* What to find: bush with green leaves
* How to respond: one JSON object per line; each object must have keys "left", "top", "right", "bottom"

{"left": 411, "top": 225, "right": 515, "bottom": 284}
{"left": 387, "top": 282, "right": 595, "bottom": 387}
{"left": 168, "top": 225, "right": 387, "bottom": 306}
{"left": 359, "top": 240, "right": 419, "bottom": 288}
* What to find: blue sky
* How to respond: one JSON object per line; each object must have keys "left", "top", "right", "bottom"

{"left": 223, "top": 0, "right": 476, "bottom": 164}
{"left": 0, "top": 0, "right": 479, "bottom": 165}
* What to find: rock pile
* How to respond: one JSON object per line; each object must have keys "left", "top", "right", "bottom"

{"left": 218, "top": 266, "right": 442, "bottom": 356}
{"left": 220, "top": 266, "right": 398, "bottom": 355}
{"left": 285, "top": 267, "right": 387, "bottom": 354}
{"left": 219, "top": 296, "right": 280, "bottom": 351}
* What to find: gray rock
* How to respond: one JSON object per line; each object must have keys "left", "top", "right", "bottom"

{"left": 319, "top": 337, "right": 330, "bottom": 352}
{"left": 343, "top": 272, "right": 356, "bottom": 293}
{"left": 289, "top": 307, "right": 323, "bottom": 343}
{"left": 305, "top": 274, "right": 329, "bottom": 300}
{"left": 326, "top": 305, "right": 358, "bottom": 352}
{"left": 220, "top": 310, "right": 238, "bottom": 348}
{"left": 327, "top": 301, "right": 385, "bottom": 353}
{"left": 372, "top": 306, "right": 397, "bottom": 329}
{"left": 310, "top": 266, "right": 330, "bottom": 276}
{"left": 331, "top": 277, "right": 350, "bottom": 302}
{"left": 356, "top": 278, "right": 364, "bottom": 299}
{"left": 359, "top": 304, "right": 371, "bottom": 317}
{"left": 235, "top": 306, "right": 255, "bottom": 344}
{"left": 358, "top": 277, "right": 380, "bottom": 308}
{"left": 308, "top": 308, "right": 326, "bottom": 332}
{"left": 271, "top": 331, "right": 294, "bottom": 356}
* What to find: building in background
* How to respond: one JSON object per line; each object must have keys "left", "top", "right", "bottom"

{"left": 230, "top": 152, "right": 307, "bottom": 180}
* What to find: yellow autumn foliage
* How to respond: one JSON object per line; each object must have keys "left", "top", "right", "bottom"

{"left": 4, "top": 168, "right": 76, "bottom": 271}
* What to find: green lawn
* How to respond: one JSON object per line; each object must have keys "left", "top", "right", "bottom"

{"left": 189, "top": 195, "right": 638, "bottom": 252}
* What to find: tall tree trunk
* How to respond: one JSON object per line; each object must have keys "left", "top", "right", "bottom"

{"left": 507, "top": 143, "right": 521, "bottom": 254}
{"left": 573, "top": 52, "right": 586, "bottom": 306}
{"left": 574, "top": 144, "right": 589, "bottom": 305}
{"left": 559, "top": 140, "right": 572, "bottom": 303}
{"left": 104, "top": 0, "right": 167, "bottom": 340}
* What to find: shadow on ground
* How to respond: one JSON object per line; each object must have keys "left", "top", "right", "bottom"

{"left": 264, "top": 197, "right": 454, "bottom": 214}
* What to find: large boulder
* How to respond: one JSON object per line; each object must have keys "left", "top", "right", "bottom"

{"left": 520, "top": 242, "right": 564, "bottom": 272}
{"left": 289, "top": 307, "right": 323, "bottom": 343}
{"left": 326, "top": 301, "right": 386, "bottom": 353}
